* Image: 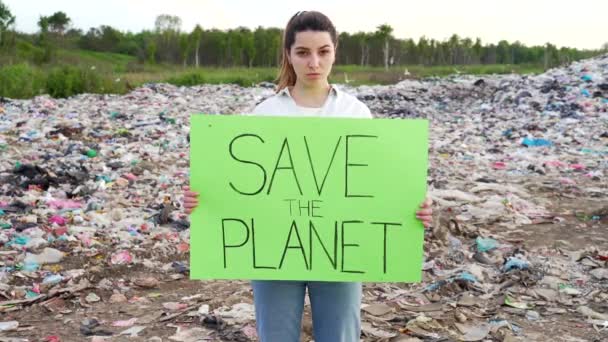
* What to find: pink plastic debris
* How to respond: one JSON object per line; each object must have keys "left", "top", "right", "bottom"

{"left": 570, "top": 163, "right": 585, "bottom": 170}
{"left": 492, "top": 162, "right": 507, "bottom": 170}
{"left": 48, "top": 215, "right": 67, "bottom": 226}
{"left": 241, "top": 325, "right": 258, "bottom": 339}
{"left": 111, "top": 318, "right": 137, "bottom": 327}
{"left": 53, "top": 227, "right": 68, "bottom": 236}
{"left": 123, "top": 173, "right": 138, "bottom": 181}
{"left": 544, "top": 160, "right": 566, "bottom": 168}
{"left": 47, "top": 200, "right": 83, "bottom": 210}
{"left": 110, "top": 250, "right": 133, "bottom": 265}
{"left": 559, "top": 177, "right": 576, "bottom": 185}
{"left": 78, "top": 233, "right": 92, "bottom": 247}
{"left": 162, "top": 302, "right": 188, "bottom": 311}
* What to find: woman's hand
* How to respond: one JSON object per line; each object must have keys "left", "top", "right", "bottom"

{"left": 182, "top": 185, "right": 199, "bottom": 214}
{"left": 415, "top": 197, "right": 433, "bottom": 229}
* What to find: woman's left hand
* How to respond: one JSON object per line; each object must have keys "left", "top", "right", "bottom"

{"left": 415, "top": 197, "right": 433, "bottom": 229}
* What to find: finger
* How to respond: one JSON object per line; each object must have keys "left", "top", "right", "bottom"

{"left": 416, "top": 216, "right": 432, "bottom": 223}
{"left": 184, "top": 198, "right": 198, "bottom": 204}
{"left": 416, "top": 209, "right": 432, "bottom": 215}
{"left": 182, "top": 185, "right": 190, "bottom": 190}
{"left": 420, "top": 197, "right": 432, "bottom": 208}
{"left": 184, "top": 203, "right": 198, "bottom": 209}
{"left": 185, "top": 191, "right": 199, "bottom": 197}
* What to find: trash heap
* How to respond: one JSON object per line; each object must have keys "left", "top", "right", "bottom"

{"left": 0, "top": 54, "right": 607, "bottom": 341}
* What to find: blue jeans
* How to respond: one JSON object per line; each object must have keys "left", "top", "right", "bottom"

{"left": 251, "top": 280, "right": 362, "bottom": 342}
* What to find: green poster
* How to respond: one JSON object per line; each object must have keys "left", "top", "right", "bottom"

{"left": 189, "top": 114, "right": 428, "bottom": 282}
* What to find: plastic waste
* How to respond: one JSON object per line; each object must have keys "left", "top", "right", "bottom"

{"left": 476, "top": 237, "right": 499, "bottom": 252}
{"left": 24, "top": 247, "right": 64, "bottom": 265}
{"left": 42, "top": 274, "right": 64, "bottom": 285}
{"left": 0, "top": 321, "right": 19, "bottom": 331}
{"left": 522, "top": 137, "right": 553, "bottom": 147}
{"left": 503, "top": 257, "right": 530, "bottom": 272}
{"left": 111, "top": 250, "right": 133, "bottom": 265}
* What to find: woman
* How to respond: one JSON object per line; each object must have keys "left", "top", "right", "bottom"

{"left": 183, "top": 10, "right": 433, "bottom": 342}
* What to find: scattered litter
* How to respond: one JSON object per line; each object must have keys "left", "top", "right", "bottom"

{"left": 0, "top": 53, "right": 607, "bottom": 341}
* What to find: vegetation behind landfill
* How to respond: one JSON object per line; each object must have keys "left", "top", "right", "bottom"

{"left": 0, "top": 5, "right": 607, "bottom": 99}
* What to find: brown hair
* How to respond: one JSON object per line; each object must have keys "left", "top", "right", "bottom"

{"left": 275, "top": 11, "right": 338, "bottom": 93}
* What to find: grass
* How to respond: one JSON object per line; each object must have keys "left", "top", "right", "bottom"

{"left": 55, "top": 49, "right": 135, "bottom": 73}
{"left": 129, "top": 63, "right": 544, "bottom": 88}
{"left": 331, "top": 64, "right": 544, "bottom": 85}
{"left": 0, "top": 41, "right": 546, "bottom": 99}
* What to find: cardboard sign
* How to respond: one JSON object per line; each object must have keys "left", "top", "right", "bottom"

{"left": 190, "top": 115, "right": 428, "bottom": 282}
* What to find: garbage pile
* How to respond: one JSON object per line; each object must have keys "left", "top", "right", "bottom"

{"left": 0, "top": 54, "right": 607, "bottom": 341}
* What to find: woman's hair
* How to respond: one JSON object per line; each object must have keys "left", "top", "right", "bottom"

{"left": 275, "top": 11, "right": 338, "bottom": 92}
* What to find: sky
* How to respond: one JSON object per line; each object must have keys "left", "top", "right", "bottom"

{"left": 4, "top": 0, "right": 607, "bottom": 50}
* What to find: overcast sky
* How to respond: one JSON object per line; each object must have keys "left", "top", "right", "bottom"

{"left": 4, "top": 0, "right": 607, "bottom": 50}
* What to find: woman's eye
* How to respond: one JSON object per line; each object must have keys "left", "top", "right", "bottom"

{"left": 297, "top": 51, "right": 308, "bottom": 56}
{"left": 320, "top": 50, "right": 329, "bottom": 55}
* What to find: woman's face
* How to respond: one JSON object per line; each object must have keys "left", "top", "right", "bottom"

{"left": 288, "top": 30, "right": 336, "bottom": 87}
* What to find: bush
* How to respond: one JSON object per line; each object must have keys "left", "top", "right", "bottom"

{"left": 0, "top": 63, "right": 45, "bottom": 99}
{"left": 167, "top": 72, "right": 207, "bottom": 86}
{"left": 46, "top": 66, "right": 85, "bottom": 98}
{"left": 44, "top": 65, "right": 126, "bottom": 98}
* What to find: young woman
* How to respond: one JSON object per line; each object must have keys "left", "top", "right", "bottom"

{"left": 183, "top": 11, "right": 433, "bottom": 342}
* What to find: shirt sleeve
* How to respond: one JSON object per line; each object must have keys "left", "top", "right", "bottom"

{"left": 243, "top": 104, "right": 260, "bottom": 116}
{"left": 359, "top": 102, "right": 373, "bottom": 118}
{"left": 247, "top": 98, "right": 273, "bottom": 116}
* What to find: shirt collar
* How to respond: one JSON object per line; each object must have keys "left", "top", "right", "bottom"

{"left": 278, "top": 84, "right": 340, "bottom": 98}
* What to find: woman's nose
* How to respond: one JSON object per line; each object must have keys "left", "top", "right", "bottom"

{"left": 308, "top": 54, "right": 320, "bottom": 68}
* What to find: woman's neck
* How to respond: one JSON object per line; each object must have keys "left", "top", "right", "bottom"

{"left": 290, "top": 81, "right": 331, "bottom": 108}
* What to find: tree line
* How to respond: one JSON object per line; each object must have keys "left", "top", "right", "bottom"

{"left": 1, "top": 3, "right": 606, "bottom": 70}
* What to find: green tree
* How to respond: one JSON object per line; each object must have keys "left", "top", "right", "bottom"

{"left": 447, "top": 34, "right": 460, "bottom": 64}
{"left": 146, "top": 40, "right": 157, "bottom": 64}
{"left": 375, "top": 24, "right": 393, "bottom": 70}
{"left": 47, "top": 11, "right": 71, "bottom": 35}
{"left": 352, "top": 32, "right": 370, "bottom": 66}
{"left": 472, "top": 38, "right": 482, "bottom": 63}
{"left": 154, "top": 14, "right": 182, "bottom": 63}
{"left": 496, "top": 40, "right": 511, "bottom": 64}
{"left": 240, "top": 27, "right": 255, "bottom": 68}
{"left": 191, "top": 24, "right": 203, "bottom": 67}
{"left": 417, "top": 36, "right": 431, "bottom": 65}
{"left": 461, "top": 37, "right": 472, "bottom": 64}
{"left": 36, "top": 15, "right": 55, "bottom": 63}
{"left": 0, "top": 0, "right": 15, "bottom": 47}
{"left": 178, "top": 33, "right": 191, "bottom": 67}
{"left": 37, "top": 16, "right": 49, "bottom": 33}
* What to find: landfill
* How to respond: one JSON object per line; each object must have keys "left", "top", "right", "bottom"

{"left": 0, "top": 54, "right": 607, "bottom": 341}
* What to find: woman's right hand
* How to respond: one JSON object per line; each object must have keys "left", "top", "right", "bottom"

{"left": 182, "top": 185, "right": 200, "bottom": 214}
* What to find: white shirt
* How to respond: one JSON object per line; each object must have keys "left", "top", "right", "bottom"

{"left": 250, "top": 85, "right": 373, "bottom": 118}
